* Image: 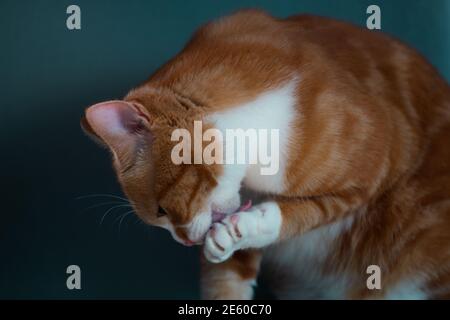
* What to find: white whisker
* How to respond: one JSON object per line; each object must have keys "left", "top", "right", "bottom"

{"left": 117, "top": 210, "right": 135, "bottom": 234}
{"left": 75, "top": 193, "right": 129, "bottom": 202}
{"left": 78, "top": 201, "right": 125, "bottom": 215}
{"left": 100, "top": 204, "right": 132, "bottom": 225}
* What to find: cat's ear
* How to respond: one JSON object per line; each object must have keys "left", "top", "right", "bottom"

{"left": 82, "top": 100, "right": 153, "bottom": 163}
{"left": 80, "top": 113, "right": 106, "bottom": 147}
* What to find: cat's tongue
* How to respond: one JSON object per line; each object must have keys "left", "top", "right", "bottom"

{"left": 239, "top": 199, "right": 253, "bottom": 212}
{"left": 211, "top": 200, "right": 252, "bottom": 223}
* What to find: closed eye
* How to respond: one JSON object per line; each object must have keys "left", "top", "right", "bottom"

{"left": 157, "top": 206, "right": 168, "bottom": 218}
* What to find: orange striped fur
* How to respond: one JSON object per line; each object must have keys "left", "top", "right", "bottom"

{"left": 82, "top": 10, "right": 450, "bottom": 299}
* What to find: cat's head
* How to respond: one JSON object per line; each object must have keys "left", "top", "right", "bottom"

{"left": 81, "top": 95, "right": 242, "bottom": 246}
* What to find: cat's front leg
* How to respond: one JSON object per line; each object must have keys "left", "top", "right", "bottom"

{"left": 204, "top": 202, "right": 281, "bottom": 263}
{"left": 201, "top": 250, "right": 262, "bottom": 299}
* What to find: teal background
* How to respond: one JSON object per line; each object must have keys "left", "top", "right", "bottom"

{"left": 0, "top": 0, "right": 449, "bottom": 299}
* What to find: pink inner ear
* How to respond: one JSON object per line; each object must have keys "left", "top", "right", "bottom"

{"left": 86, "top": 101, "right": 131, "bottom": 137}
{"left": 85, "top": 100, "right": 150, "bottom": 152}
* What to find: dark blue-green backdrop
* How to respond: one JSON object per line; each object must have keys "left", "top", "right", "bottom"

{"left": 1, "top": 0, "right": 449, "bottom": 299}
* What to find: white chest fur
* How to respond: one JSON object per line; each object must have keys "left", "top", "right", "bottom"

{"left": 206, "top": 80, "right": 297, "bottom": 195}
{"left": 261, "top": 216, "right": 355, "bottom": 299}
{"left": 261, "top": 214, "right": 428, "bottom": 299}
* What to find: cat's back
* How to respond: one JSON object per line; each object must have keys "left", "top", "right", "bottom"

{"left": 153, "top": 10, "right": 449, "bottom": 112}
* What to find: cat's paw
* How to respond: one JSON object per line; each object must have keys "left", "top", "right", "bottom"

{"left": 203, "top": 202, "right": 281, "bottom": 263}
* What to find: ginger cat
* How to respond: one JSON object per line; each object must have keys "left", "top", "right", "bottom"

{"left": 81, "top": 10, "right": 450, "bottom": 299}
